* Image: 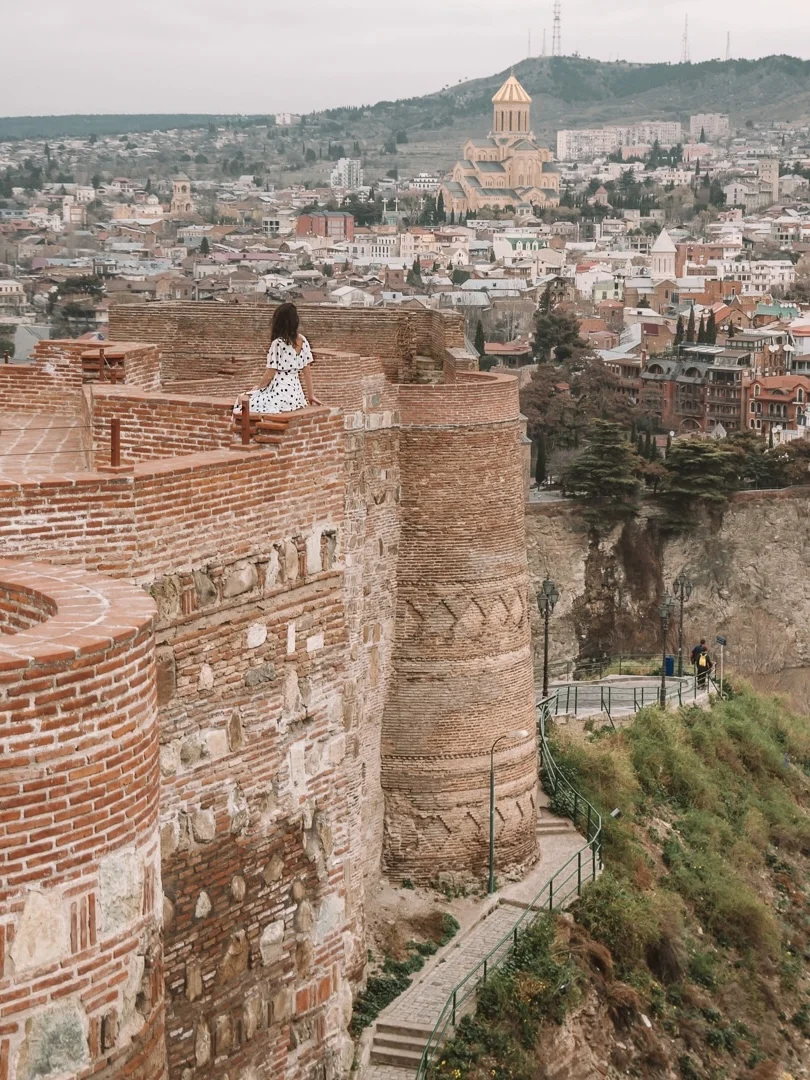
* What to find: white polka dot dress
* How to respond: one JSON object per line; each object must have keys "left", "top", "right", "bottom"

{"left": 243, "top": 337, "right": 313, "bottom": 413}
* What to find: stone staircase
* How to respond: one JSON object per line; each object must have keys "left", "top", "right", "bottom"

{"left": 365, "top": 806, "right": 589, "bottom": 1077}
{"left": 370, "top": 1021, "right": 445, "bottom": 1070}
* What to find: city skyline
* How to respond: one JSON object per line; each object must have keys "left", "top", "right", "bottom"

{"left": 1, "top": 0, "right": 809, "bottom": 117}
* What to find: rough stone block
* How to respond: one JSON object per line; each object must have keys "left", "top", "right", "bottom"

{"left": 160, "top": 818, "right": 180, "bottom": 859}
{"left": 16, "top": 1003, "right": 88, "bottom": 1080}
{"left": 159, "top": 740, "right": 180, "bottom": 777}
{"left": 314, "top": 894, "right": 345, "bottom": 944}
{"left": 222, "top": 563, "right": 258, "bottom": 598}
{"left": 262, "top": 855, "right": 284, "bottom": 885}
{"left": 218, "top": 930, "right": 249, "bottom": 982}
{"left": 205, "top": 728, "right": 228, "bottom": 760}
{"left": 193, "top": 570, "right": 218, "bottom": 606}
{"left": 195, "top": 891, "right": 212, "bottom": 920}
{"left": 197, "top": 663, "right": 214, "bottom": 691}
{"left": 270, "top": 988, "right": 291, "bottom": 1023}
{"left": 191, "top": 809, "right": 216, "bottom": 843}
{"left": 155, "top": 648, "right": 177, "bottom": 706}
{"left": 259, "top": 920, "right": 285, "bottom": 966}
{"left": 246, "top": 621, "right": 268, "bottom": 649}
{"left": 98, "top": 849, "right": 144, "bottom": 936}
{"left": 306, "top": 632, "right": 325, "bottom": 653}
{"left": 185, "top": 958, "right": 203, "bottom": 1002}
{"left": 293, "top": 900, "right": 313, "bottom": 935}
{"left": 227, "top": 783, "right": 249, "bottom": 836}
{"left": 230, "top": 875, "right": 246, "bottom": 902}
{"left": 195, "top": 1022, "right": 211, "bottom": 1067}
{"left": 243, "top": 662, "right": 277, "bottom": 688}
{"left": 10, "top": 888, "right": 70, "bottom": 974}
{"left": 180, "top": 735, "right": 205, "bottom": 767}
{"left": 227, "top": 710, "right": 244, "bottom": 751}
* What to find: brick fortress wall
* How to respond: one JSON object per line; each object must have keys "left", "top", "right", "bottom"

{"left": 1, "top": 304, "right": 538, "bottom": 1078}
{"left": 0, "top": 562, "right": 166, "bottom": 1080}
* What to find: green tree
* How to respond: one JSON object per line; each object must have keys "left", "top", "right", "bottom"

{"left": 474, "top": 320, "right": 486, "bottom": 357}
{"left": 535, "top": 434, "right": 547, "bottom": 485}
{"left": 727, "top": 320, "right": 736, "bottom": 339}
{"left": 395, "top": 130, "right": 408, "bottom": 144}
{"left": 664, "top": 439, "right": 742, "bottom": 504}
{"left": 697, "top": 315, "right": 707, "bottom": 344}
{"left": 0, "top": 337, "right": 15, "bottom": 358}
{"left": 91, "top": 173, "right": 102, "bottom": 189}
{"left": 700, "top": 126, "right": 707, "bottom": 143}
{"left": 686, "top": 306, "right": 696, "bottom": 343}
{"left": 436, "top": 191, "right": 446, "bottom": 223}
{"left": 706, "top": 310, "right": 717, "bottom": 345}
{"left": 563, "top": 420, "right": 642, "bottom": 505}
{"left": 199, "top": 236, "right": 210, "bottom": 255}
{"left": 532, "top": 287, "right": 585, "bottom": 362}
{"left": 675, "top": 315, "right": 685, "bottom": 345}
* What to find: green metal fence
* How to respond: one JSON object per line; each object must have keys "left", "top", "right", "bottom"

{"left": 414, "top": 692, "right": 602, "bottom": 1079}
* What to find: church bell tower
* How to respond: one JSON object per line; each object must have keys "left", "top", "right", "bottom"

{"left": 491, "top": 72, "right": 532, "bottom": 139}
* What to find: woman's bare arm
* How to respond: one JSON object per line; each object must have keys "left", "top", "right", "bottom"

{"left": 302, "top": 364, "right": 322, "bottom": 406}
{"left": 259, "top": 366, "right": 276, "bottom": 389}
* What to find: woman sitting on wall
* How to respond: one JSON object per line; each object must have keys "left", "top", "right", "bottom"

{"left": 234, "top": 302, "right": 322, "bottom": 414}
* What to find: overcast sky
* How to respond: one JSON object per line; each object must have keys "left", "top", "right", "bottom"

{"left": 3, "top": 0, "right": 809, "bottom": 117}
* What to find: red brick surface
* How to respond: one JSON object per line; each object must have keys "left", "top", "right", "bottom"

{"left": 0, "top": 307, "right": 536, "bottom": 1078}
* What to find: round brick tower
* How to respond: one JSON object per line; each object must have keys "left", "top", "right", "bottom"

{"left": 0, "top": 561, "right": 166, "bottom": 1080}
{"left": 381, "top": 374, "right": 538, "bottom": 883}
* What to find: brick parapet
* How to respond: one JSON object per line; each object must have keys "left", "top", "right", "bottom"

{"left": 0, "top": 560, "right": 166, "bottom": 1080}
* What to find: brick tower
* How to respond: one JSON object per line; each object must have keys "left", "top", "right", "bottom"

{"left": 381, "top": 376, "right": 539, "bottom": 883}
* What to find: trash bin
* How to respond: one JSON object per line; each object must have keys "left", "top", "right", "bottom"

{"left": 664, "top": 655, "right": 675, "bottom": 677}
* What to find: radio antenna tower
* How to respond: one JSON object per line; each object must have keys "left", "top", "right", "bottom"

{"left": 552, "top": 0, "right": 562, "bottom": 57}
{"left": 725, "top": 31, "right": 731, "bottom": 61}
{"left": 681, "top": 15, "right": 691, "bottom": 64}
{"left": 542, "top": 28, "right": 547, "bottom": 57}
{"left": 528, "top": 28, "right": 532, "bottom": 56}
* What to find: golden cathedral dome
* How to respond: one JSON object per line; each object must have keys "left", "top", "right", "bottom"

{"left": 492, "top": 73, "right": 532, "bottom": 105}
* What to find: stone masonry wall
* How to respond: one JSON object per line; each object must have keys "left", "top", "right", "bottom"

{"left": 0, "top": 561, "right": 166, "bottom": 1080}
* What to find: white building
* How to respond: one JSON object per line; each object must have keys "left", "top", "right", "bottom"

{"left": 0, "top": 279, "right": 27, "bottom": 313}
{"left": 409, "top": 173, "right": 442, "bottom": 192}
{"left": 330, "top": 158, "right": 364, "bottom": 191}
{"left": 650, "top": 228, "right": 677, "bottom": 280}
{"left": 556, "top": 121, "right": 683, "bottom": 161}
{"left": 275, "top": 113, "right": 301, "bottom": 127}
{"left": 690, "top": 114, "right": 730, "bottom": 141}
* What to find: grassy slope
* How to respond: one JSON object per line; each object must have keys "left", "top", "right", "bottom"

{"left": 434, "top": 686, "right": 810, "bottom": 1080}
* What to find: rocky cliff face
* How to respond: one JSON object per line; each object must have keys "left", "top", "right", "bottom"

{"left": 527, "top": 489, "right": 810, "bottom": 678}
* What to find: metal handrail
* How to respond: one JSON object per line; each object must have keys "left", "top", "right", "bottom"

{"left": 414, "top": 692, "right": 603, "bottom": 1079}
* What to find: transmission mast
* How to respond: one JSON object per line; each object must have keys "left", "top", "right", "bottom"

{"left": 552, "top": 0, "right": 562, "bottom": 57}
{"left": 725, "top": 31, "right": 732, "bottom": 61}
{"left": 681, "top": 15, "right": 691, "bottom": 64}
{"left": 542, "top": 28, "right": 547, "bottom": 57}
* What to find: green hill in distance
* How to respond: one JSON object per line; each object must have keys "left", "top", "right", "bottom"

{"left": 348, "top": 54, "right": 810, "bottom": 143}
{"left": 1, "top": 55, "right": 808, "bottom": 145}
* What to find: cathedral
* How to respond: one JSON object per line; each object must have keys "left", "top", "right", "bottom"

{"left": 441, "top": 72, "right": 561, "bottom": 217}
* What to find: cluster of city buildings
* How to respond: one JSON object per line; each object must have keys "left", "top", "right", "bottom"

{"left": 1, "top": 74, "right": 809, "bottom": 442}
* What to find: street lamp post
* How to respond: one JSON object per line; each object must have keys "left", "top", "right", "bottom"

{"left": 537, "top": 578, "right": 560, "bottom": 698}
{"left": 673, "top": 571, "right": 693, "bottom": 677}
{"left": 658, "top": 592, "right": 676, "bottom": 708}
{"left": 488, "top": 728, "right": 530, "bottom": 895}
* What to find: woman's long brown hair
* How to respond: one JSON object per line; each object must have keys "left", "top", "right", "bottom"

{"left": 271, "top": 302, "right": 300, "bottom": 347}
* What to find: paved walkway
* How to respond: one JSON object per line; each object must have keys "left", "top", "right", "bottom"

{"left": 0, "top": 411, "right": 90, "bottom": 480}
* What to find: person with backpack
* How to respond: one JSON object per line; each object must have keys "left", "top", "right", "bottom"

{"left": 692, "top": 639, "right": 712, "bottom": 687}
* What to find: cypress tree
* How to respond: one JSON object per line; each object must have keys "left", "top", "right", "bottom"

{"left": 769, "top": 426, "right": 774, "bottom": 448}
{"left": 637, "top": 432, "right": 644, "bottom": 457}
{"left": 436, "top": 191, "right": 445, "bottom": 222}
{"left": 474, "top": 320, "right": 486, "bottom": 357}
{"left": 706, "top": 310, "right": 717, "bottom": 345}
{"left": 666, "top": 432, "right": 672, "bottom": 455}
{"left": 650, "top": 435, "right": 661, "bottom": 461}
{"left": 675, "top": 314, "right": 685, "bottom": 345}
{"left": 697, "top": 315, "right": 707, "bottom": 344}
{"left": 686, "top": 306, "right": 696, "bottom": 343}
{"left": 700, "top": 125, "right": 707, "bottom": 143}
{"left": 643, "top": 429, "right": 652, "bottom": 459}
{"left": 728, "top": 320, "right": 736, "bottom": 339}
{"left": 535, "top": 435, "right": 547, "bottom": 485}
